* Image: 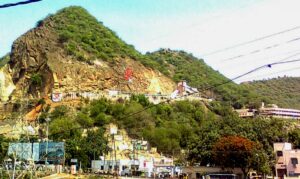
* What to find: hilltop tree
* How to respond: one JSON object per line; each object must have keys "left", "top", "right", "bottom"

{"left": 288, "top": 129, "right": 300, "bottom": 148}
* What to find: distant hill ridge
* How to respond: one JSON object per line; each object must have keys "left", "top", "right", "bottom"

{"left": 242, "top": 77, "right": 300, "bottom": 109}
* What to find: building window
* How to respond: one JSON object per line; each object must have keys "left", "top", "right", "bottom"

{"left": 291, "top": 158, "right": 298, "bottom": 166}
{"left": 289, "top": 171, "right": 295, "bottom": 176}
{"left": 277, "top": 151, "right": 283, "bottom": 157}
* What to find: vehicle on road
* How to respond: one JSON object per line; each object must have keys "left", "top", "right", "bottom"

{"left": 158, "top": 171, "right": 171, "bottom": 178}
{"left": 121, "top": 168, "right": 132, "bottom": 177}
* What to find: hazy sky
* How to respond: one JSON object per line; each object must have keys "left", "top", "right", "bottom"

{"left": 1, "top": 0, "right": 300, "bottom": 82}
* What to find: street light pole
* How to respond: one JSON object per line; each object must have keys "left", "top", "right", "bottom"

{"left": 255, "top": 153, "right": 260, "bottom": 177}
{"left": 12, "top": 154, "right": 16, "bottom": 179}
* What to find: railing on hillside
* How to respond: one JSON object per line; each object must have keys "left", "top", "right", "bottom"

{"left": 51, "top": 90, "right": 213, "bottom": 103}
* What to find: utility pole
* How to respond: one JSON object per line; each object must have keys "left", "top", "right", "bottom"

{"left": 45, "top": 117, "right": 51, "bottom": 168}
{"left": 132, "top": 140, "right": 136, "bottom": 176}
{"left": 113, "top": 134, "right": 117, "bottom": 176}
{"left": 12, "top": 152, "right": 16, "bottom": 179}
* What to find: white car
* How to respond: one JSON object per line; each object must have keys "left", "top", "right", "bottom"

{"left": 120, "top": 168, "right": 132, "bottom": 176}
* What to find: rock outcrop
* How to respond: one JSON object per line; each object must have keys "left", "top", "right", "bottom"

{"left": 3, "top": 7, "right": 175, "bottom": 102}
{"left": 0, "top": 65, "right": 15, "bottom": 101}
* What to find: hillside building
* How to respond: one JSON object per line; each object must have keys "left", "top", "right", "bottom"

{"left": 235, "top": 103, "right": 300, "bottom": 120}
{"left": 235, "top": 108, "right": 256, "bottom": 118}
{"left": 7, "top": 142, "right": 65, "bottom": 164}
{"left": 260, "top": 103, "right": 300, "bottom": 120}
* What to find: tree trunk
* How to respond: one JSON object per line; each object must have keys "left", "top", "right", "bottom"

{"left": 241, "top": 168, "right": 249, "bottom": 179}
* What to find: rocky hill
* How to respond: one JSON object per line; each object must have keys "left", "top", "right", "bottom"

{"left": 0, "top": 6, "right": 268, "bottom": 109}
{"left": 242, "top": 77, "right": 300, "bottom": 109}
{"left": 0, "top": 6, "right": 175, "bottom": 103}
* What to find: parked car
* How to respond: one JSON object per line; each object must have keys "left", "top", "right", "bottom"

{"left": 158, "top": 171, "right": 171, "bottom": 178}
{"left": 121, "top": 168, "right": 132, "bottom": 176}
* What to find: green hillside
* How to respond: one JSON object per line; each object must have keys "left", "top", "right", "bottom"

{"left": 147, "top": 49, "right": 266, "bottom": 108}
{"left": 242, "top": 77, "right": 300, "bottom": 109}
{"left": 43, "top": 6, "right": 158, "bottom": 68}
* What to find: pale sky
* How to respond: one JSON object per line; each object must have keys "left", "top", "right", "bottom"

{"left": 1, "top": 0, "right": 300, "bottom": 82}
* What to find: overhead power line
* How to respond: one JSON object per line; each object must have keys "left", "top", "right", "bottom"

{"left": 236, "top": 52, "right": 300, "bottom": 82}
{"left": 231, "top": 59, "right": 300, "bottom": 82}
{"left": 240, "top": 66, "right": 300, "bottom": 82}
{"left": 0, "top": 0, "right": 42, "bottom": 9}
{"left": 223, "top": 48, "right": 300, "bottom": 63}
{"left": 221, "top": 37, "right": 300, "bottom": 62}
{"left": 202, "top": 25, "right": 300, "bottom": 57}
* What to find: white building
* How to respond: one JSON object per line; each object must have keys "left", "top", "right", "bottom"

{"left": 260, "top": 103, "right": 300, "bottom": 120}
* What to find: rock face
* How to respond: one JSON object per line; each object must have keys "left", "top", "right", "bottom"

{"left": 0, "top": 65, "right": 15, "bottom": 101}
{"left": 8, "top": 24, "right": 55, "bottom": 99}
{"left": 3, "top": 7, "right": 175, "bottom": 101}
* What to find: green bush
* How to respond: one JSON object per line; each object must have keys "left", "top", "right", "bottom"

{"left": 30, "top": 73, "right": 43, "bottom": 86}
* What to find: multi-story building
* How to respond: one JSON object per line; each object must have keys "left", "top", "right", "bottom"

{"left": 260, "top": 103, "right": 300, "bottom": 120}
{"left": 235, "top": 109, "right": 256, "bottom": 118}
{"left": 235, "top": 103, "right": 300, "bottom": 120}
{"left": 7, "top": 142, "right": 65, "bottom": 164}
{"left": 274, "top": 142, "right": 300, "bottom": 178}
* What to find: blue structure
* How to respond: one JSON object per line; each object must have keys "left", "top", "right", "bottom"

{"left": 8, "top": 142, "right": 65, "bottom": 164}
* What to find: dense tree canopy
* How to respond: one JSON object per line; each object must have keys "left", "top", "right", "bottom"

{"left": 212, "top": 136, "right": 261, "bottom": 177}
{"left": 45, "top": 97, "right": 294, "bottom": 171}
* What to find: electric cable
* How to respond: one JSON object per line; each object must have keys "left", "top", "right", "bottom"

{"left": 239, "top": 66, "right": 300, "bottom": 82}
{"left": 221, "top": 36, "right": 300, "bottom": 62}
{"left": 223, "top": 48, "right": 300, "bottom": 63}
{"left": 0, "top": 0, "right": 42, "bottom": 9}
{"left": 202, "top": 25, "right": 300, "bottom": 57}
